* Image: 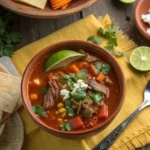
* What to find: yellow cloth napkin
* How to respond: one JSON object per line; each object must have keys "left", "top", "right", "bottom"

{"left": 11, "top": 14, "right": 150, "bottom": 150}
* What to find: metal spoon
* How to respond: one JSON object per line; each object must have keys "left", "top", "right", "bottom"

{"left": 93, "top": 80, "right": 150, "bottom": 150}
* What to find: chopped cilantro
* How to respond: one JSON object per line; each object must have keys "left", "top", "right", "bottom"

{"left": 60, "top": 70, "right": 88, "bottom": 84}
{"left": 101, "top": 64, "right": 111, "bottom": 74}
{"left": 65, "top": 99, "right": 72, "bottom": 108}
{"left": 67, "top": 80, "right": 73, "bottom": 90}
{"left": 70, "top": 73, "right": 78, "bottom": 82}
{"left": 76, "top": 69, "right": 88, "bottom": 79}
{"left": 104, "top": 45, "right": 116, "bottom": 55}
{"left": 116, "top": 51, "right": 126, "bottom": 60}
{"left": 0, "top": 12, "right": 22, "bottom": 57}
{"left": 32, "top": 105, "right": 46, "bottom": 117}
{"left": 67, "top": 108, "right": 75, "bottom": 116}
{"left": 60, "top": 122, "right": 72, "bottom": 131}
{"left": 91, "top": 91, "right": 103, "bottom": 103}
{"left": 72, "top": 88, "right": 87, "bottom": 100}
{"left": 60, "top": 75, "right": 70, "bottom": 83}
{"left": 87, "top": 35, "right": 104, "bottom": 45}
{"left": 94, "top": 62, "right": 102, "bottom": 73}
{"left": 41, "top": 87, "right": 48, "bottom": 94}
{"left": 108, "top": 38, "right": 118, "bottom": 47}
{"left": 94, "top": 62, "right": 111, "bottom": 75}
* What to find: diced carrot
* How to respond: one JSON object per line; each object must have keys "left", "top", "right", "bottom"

{"left": 48, "top": 73, "right": 59, "bottom": 81}
{"left": 69, "top": 116, "right": 84, "bottom": 129}
{"left": 61, "top": 3, "right": 69, "bottom": 10}
{"left": 50, "top": 0, "right": 72, "bottom": 10}
{"left": 89, "top": 64, "right": 98, "bottom": 76}
{"left": 78, "top": 61, "right": 88, "bottom": 69}
{"left": 96, "top": 72, "right": 106, "bottom": 83}
{"left": 97, "top": 103, "right": 108, "bottom": 120}
{"left": 68, "top": 64, "right": 80, "bottom": 73}
{"left": 30, "top": 94, "right": 38, "bottom": 100}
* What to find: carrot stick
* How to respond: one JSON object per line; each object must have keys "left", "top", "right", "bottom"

{"left": 61, "top": 3, "right": 69, "bottom": 10}
{"left": 50, "top": 0, "right": 72, "bottom": 10}
{"left": 89, "top": 64, "right": 98, "bottom": 76}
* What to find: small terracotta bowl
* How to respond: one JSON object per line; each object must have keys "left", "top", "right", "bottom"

{"left": 135, "top": 0, "right": 150, "bottom": 40}
{"left": 21, "top": 40, "right": 126, "bottom": 138}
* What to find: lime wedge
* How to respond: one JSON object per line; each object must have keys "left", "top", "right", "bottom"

{"left": 130, "top": 46, "right": 150, "bottom": 71}
{"left": 120, "top": 0, "right": 136, "bottom": 3}
{"left": 44, "top": 50, "right": 85, "bottom": 72}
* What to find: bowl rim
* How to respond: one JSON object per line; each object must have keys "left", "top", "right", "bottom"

{"left": 21, "top": 40, "right": 126, "bottom": 135}
{"left": 0, "top": 0, "right": 97, "bottom": 18}
{"left": 134, "top": 0, "right": 150, "bottom": 40}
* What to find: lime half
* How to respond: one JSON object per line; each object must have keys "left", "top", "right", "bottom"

{"left": 120, "top": 0, "right": 136, "bottom": 3}
{"left": 44, "top": 50, "right": 85, "bottom": 72}
{"left": 130, "top": 46, "right": 150, "bottom": 71}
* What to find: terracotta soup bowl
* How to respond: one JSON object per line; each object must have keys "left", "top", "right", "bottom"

{"left": 135, "top": 0, "right": 150, "bottom": 40}
{"left": 21, "top": 40, "right": 126, "bottom": 138}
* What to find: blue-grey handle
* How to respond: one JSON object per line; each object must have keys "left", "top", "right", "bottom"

{"left": 93, "top": 101, "right": 149, "bottom": 150}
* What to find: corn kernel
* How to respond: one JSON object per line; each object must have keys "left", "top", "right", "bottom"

{"left": 64, "top": 119, "right": 68, "bottom": 122}
{"left": 57, "top": 118, "right": 63, "bottom": 124}
{"left": 55, "top": 111, "right": 59, "bottom": 115}
{"left": 58, "top": 108, "right": 66, "bottom": 114}
{"left": 57, "top": 102, "right": 64, "bottom": 108}
{"left": 61, "top": 112, "right": 67, "bottom": 118}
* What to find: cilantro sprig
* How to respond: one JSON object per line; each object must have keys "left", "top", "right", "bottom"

{"left": 87, "top": 24, "right": 126, "bottom": 59}
{"left": 87, "top": 36, "right": 104, "bottom": 45}
{"left": 32, "top": 105, "right": 47, "bottom": 117}
{"left": 91, "top": 91, "right": 103, "bottom": 103}
{"left": 60, "top": 122, "right": 72, "bottom": 131}
{"left": 60, "top": 69, "right": 88, "bottom": 84}
{"left": 0, "top": 12, "right": 22, "bottom": 57}
{"left": 94, "top": 62, "right": 111, "bottom": 75}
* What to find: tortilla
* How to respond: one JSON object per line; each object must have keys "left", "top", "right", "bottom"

{"left": 0, "top": 113, "right": 24, "bottom": 150}
{"left": 0, "top": 72, "right": 21, "bottom": 113}
{"left": 0, "top": 64, "right": 9, "bottom": 74}
{"left": 0, "top": 64, "right": 10, "bottom": 136}
{"left": 14, "top": 0, "right": 47, "bottom": 9}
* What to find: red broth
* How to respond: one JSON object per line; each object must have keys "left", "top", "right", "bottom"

{"left": 28, "top": 52, "right": 120, "bottom": 131}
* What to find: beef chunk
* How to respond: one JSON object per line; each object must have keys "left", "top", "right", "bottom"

{"left": 43, "top": 79, "right": 60, "bottom": 109}
{"left": 88, "top": 79, "right": 107, "bottom": 95}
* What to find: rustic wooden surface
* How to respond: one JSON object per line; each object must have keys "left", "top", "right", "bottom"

{"left": 1, "top": 0, "right": 150, "bottom": 149}
{"left": 9, "top": 0, "right": 150, "bottom": 50}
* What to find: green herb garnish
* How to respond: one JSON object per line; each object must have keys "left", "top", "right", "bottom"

{"left": 0, "top": 12, "right": 22, "bottom": 57}
{"left": 60, "top": 122, "right": 72, "bottom": 131}
{"left": 41, "top": 87, "right": 48, "bottom": 94}
{"left": 87, "top": 36, "right": 104, "bottom": 45}
{"left": 67, "top": 108, "right": 75, "bottom": 116}
{"left": 91, "top": 91, "right": 103, "bottom": 103}
{"left": 94, "top": 62, "right": 111, "bottom": 75}
{"left": 32, "top": 105, "right": 46, "bottom": 117}
{"left": 104, "top": 45, "right": 116, "bottom": 55}
{"left": 60, "top": 75, "right": 70, "bottom": 83}
{"left": 87, "top": 23, "right": 126, "bottom": 59}
{"left": 116, "top": 51, "right": 126, "bottom": 60}
{"left": 101, "top": 64, "right": 111, "bottom": 74}
{"left": 65, "top": 99, "right": 72, "bottom": 108}
{"left": 72, "top": 88, "right": 87, "bottom": 100}
{"left": 76, "top": 69, "right": 88, "bottom": 79}
{"left": 98, "top": 25, "right": 117, "bottom": 46}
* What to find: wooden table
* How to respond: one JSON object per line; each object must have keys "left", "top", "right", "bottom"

{"left": 9, "top": 0, "right": 150, "bottom": 50}
{"left": 2, "top": 0, "right": 150, "bottom": 149}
